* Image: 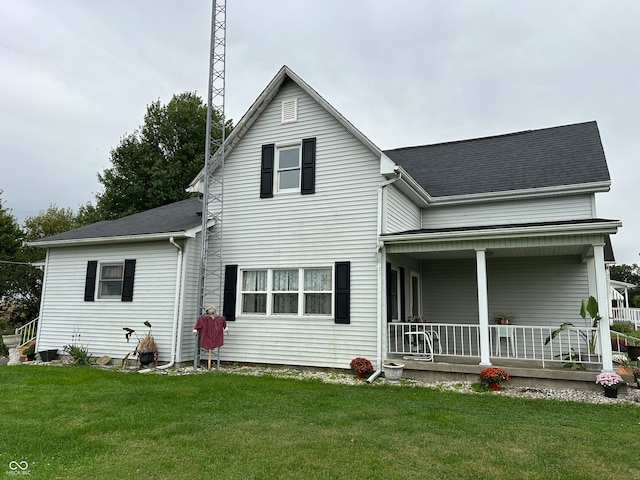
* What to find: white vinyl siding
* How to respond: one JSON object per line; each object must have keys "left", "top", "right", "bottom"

{"left": 421, "top": 256, "right": 589, "bottom": 326}
{"left": 386, "top": 185, "right": 421, "bottom": 233}
{"left": 205, "top": 80, "right": 380, "bottom": 369}
{"left": 177, "top": 236, "right": 201, "bottom": 362}
{"left": 36, "top": 242, "right": 181, "bottom": 363}
{"left": 422, "top": 194, "right": 595, "bottom": 229}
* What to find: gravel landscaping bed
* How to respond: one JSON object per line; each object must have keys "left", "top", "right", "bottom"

{"left": 162, "top": 364, "right": 640, "bottom": 406}
{"left": 7, "top": 357, "right": 640, "bottom": 405}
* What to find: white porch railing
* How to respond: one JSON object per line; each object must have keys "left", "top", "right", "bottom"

{"left": 611, "top": 308, "right": 640, "bottom": 329}
{"left": 15, "top": 317, "right": 38, "bottom": 347}
{"left": 388, "top": 322, "right": 601, "bottom": 368}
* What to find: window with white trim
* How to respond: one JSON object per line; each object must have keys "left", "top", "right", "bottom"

{"left": 276, "top": 145, "right": 301, "bottom": 191}
{"left": 240, "top": 267, "right": 333, "bottom": 316}
{"left": 241, "top": 270, "right": 267, "bottom": 313}
{"left": 98, "top": 262, "right": 124, "bottom": 299}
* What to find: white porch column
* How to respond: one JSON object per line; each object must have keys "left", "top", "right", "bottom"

{"left": 476, "top": 249, "right": 492, "bottom": 366}
{"left": 594, "top": 244, "right": 614, "bottom": 372}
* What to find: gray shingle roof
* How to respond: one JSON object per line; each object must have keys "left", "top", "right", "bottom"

{"left": 384, "top": 121, "right": 610, "bottom": 197}
{"left": 31, "top": 198, "right": 203, "bottom": 244}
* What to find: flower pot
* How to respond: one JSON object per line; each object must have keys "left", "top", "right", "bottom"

{"left": 38, "top": 350, "right": 58, "bottom": 362}
{"left": 487, "top": 382, "right": 501, "bottom": 391}
{"left": 616, "top": 365, "right": 632, "bottom": 376}
{"left": 603, "top": 387, "right": 618, "bottom": 399}
{"left": 138, "top": 351, "right": 155, "bottom": 367}
{"left": 626, "top": 345, "right": 640, "bottom": 361}
{"left": 356, "top": 372, "right": 368, "bottom": 379}
{"left": 382, "top": 362, "right": 405, "bottom": 384}
{"left": 2, "top": 334, "right": 21, "bottom": 349}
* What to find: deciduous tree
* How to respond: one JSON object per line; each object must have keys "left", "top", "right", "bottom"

{"left": 93, "top": 92, "right": 231, "bottom": 220}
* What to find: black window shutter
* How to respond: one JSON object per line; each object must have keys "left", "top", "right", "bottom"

{"left": 84, "top": 261, "right": 98, "bottom": 301}
{"left": 386, "top": 262, "right": 392, "bottom": 323}
{"left": 260, "top": 144, "right": 275, "bottom": 198}
{"left": 400, "top": 267, "right": 406, "bottom": 323}
{"left": 121, "top": 259, "right": 136, "bottom": 302}
{"left": 223, "top": 264, "right": 238, "bottom": 321}
{"left": 301, "top": 137, "right": 316, "bottom": 195}
{"left": 334, "top": 261, "right": 350, "bottom": 324}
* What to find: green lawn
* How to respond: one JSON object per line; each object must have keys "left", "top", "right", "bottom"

{"left": 0, "top": 366, "right": 638, "bottom": 480}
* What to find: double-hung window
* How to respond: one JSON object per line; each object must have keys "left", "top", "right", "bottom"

{"left": 304, "top": 268, "right": 332, "bottom": 314}
{"left": 273, "top": 269, "right": 299, "bottom": 314}
{"left": 241, "top": 270, "right": 267, "bottom": 313}
{"left": 240, "top": 267, "right": 333, "bottom": 316}
{"left": 276, "top": 145, "right": 301, "bottom": 192}
{"left": 98, "top": 263, "right": 124, "bottom": 299}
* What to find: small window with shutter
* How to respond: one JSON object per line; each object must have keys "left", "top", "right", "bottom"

{"left": 281, "top": 98, "right": 298, "bottom": 124}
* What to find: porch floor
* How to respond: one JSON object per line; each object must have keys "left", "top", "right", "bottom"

{"left": 387, "top": 354, "right": 632, "bottom": 392}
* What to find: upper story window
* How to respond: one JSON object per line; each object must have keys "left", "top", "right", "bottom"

{"left": 260, "top": 138, "right": 316, "bottom": 198}
{"left": 281, "top": 98, "right": 298, "bottom": 123}
{"left": 98, "top": 263, "right": 124, "bottom": 299}
{"left": 276, "top": 145, "right": 301, "bottom": 191}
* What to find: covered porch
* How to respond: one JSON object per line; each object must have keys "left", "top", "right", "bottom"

{"left": 380, "top": 219, "right": 621, "bottom": 377}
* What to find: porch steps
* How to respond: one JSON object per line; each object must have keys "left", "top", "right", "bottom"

{"left": 14, "top": 317, "right": 38, "bottom": 348}
{"left": 397, "top": 357, "right": 632, "bottom": 392}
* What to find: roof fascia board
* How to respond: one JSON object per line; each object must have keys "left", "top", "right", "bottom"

{"left": 29, "top": 230, "right": 200, "bottom": 248}
{"left": 381, "top": 220, "right": 622, "bottom": 244}
{"left": 394, "top": 166, "right": 433, "bottom": 207}
{"left": 427, "top": 181, "right": 612, "bottom": 206}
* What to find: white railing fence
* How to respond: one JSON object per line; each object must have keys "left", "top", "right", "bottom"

{"left": 14, "top": 317, "right": 38, "bottom": 347}
{"left": 611, "top": 308, "right": 640, "bottom": 329}
{"left": 388, "top": 322, "right": 601, "bottom": 368}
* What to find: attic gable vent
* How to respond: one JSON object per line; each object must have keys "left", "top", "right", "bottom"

{"left": 281, "top": 98, "right": 298, "bottom": 124}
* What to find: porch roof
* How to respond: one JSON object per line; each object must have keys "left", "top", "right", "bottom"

{"left": 381, "top": 218, "right": 621, "bottom": 258}
{"left": 382, "top": 218, "right": 620, "bottom": 239}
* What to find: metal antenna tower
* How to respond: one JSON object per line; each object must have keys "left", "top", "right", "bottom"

{"left": 195, "top": 0, "right": 227, "bottom": 367}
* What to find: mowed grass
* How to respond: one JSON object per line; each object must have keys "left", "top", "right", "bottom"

{"left": 0, "top": 366, "right": 639, "bottom": 479}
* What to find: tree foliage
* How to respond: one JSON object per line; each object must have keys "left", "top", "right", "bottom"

{"left": 93, "top": 92, "right": 231, "bottom": 220}
{"left": 610, "top": 263, "right": 640, "bottom": 307}
{"left": 0, "top": 192, "right": 34, "bottom": 335}
{"left": 0, "top": 200, "right": 81, "bottom": 335}
{"left": 22, "top": 204, "right": 78, "bottom": 242}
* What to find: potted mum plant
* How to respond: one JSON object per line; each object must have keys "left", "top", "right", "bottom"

{"left": 633, "top": 367, "right": 640, "bottom": 389}
{"left": 595, "top": 371, "right": 624, "bottom": 398}
{"left": 350, "top": 357, "right": 374, "bottom": 378}
{"left": 123, "top": 321, "right": 158, "bottom": 367}
{"left": 479, "top": 367, "right": 510, "bottom": 391}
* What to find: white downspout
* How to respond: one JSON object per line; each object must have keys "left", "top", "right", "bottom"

{"left": 147, "top": 236, "right": 184, "bottom": 371}
{"left": 374, "top": 171, "right": 402, "bottom": 375}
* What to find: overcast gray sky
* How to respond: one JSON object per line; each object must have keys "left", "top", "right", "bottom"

{"left": 1, "top": 0, "right": 638, "bottom": 264}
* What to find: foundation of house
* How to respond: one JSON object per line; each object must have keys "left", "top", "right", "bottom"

{"left": 394, "top": 356, "right": 632, "bottom": 392}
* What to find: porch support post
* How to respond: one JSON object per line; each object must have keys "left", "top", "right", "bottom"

{"left": 593, "top": 244, "right": 613, "bottom": 372}
{"left": 476, "top": 249, "right": 492, "bottom": 366}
